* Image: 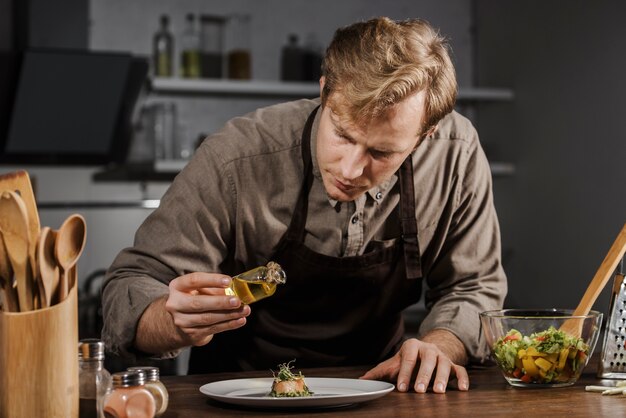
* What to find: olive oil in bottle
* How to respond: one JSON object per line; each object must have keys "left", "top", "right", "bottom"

{"left": 226, "top": 261, "right": 286, "bottom": 304}
{"left": 180, "top": 13, "right": 201, "bottom": 78}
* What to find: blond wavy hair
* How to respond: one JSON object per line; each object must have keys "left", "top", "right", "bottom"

{"left": 321, "top": 17, "right": 457, "bottom": 133}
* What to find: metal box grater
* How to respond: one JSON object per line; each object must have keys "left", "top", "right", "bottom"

{"left": 597, "top": 258, "right": 626, "bottom": 378}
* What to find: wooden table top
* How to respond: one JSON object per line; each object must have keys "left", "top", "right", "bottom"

{"left": 159, "top": 357, "right": 624, "bottom": 417}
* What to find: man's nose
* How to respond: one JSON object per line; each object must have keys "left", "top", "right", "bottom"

{"left": 341, "top": 148, "right": 366, "bottom": 180}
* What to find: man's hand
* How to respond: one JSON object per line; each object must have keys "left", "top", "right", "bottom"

{"left": 359, "top": 330, "right": 469, "bottom": 394}
{"left": 135, "top": 272, "right": 250, "bottom": 354}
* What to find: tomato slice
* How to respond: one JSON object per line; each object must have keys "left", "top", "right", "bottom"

{"left": 520, "top": 374, "right": 533, "bottom": 383}
{"left": 503, "top": 334, "right": 521, "bottom": 342}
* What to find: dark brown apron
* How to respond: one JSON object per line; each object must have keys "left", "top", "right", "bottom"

{"left": 189, "top": 107, "right": 423, "bottom": 373}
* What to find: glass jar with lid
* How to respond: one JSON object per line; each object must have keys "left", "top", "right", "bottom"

{"left": 127, "top": 366, "right": 169, "bottom": 416}
{"left": 103, "top": 370, "right": 156, "bottom": 418}
{"left": 78, "top": 339, "right": 111, "bottom": 418}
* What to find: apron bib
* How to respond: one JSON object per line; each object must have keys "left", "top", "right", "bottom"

{"left": 189, "top": 107, "right": 423, "bottom": 373}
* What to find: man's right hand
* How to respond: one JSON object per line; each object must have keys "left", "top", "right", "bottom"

{"left": 135, "top": 272, "right": 250, "bottom": 354}
{"left": 165, "top": 273, "right": 251, "bottom": 346}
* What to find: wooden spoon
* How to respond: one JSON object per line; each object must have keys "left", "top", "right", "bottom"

{"left": 37, "top": 226, "right": 60, "bottom": 308}
{"left": 55, "top": 214, "right": 87, "bottom": 302}
{"left": 560, "top": 222, "right": 626, "bottom": 337}
{"left": 0, "top": 233, "right": 18, "bottom": 312}
{"left": 0, "top": 191, "right": 34, "bottom": 311}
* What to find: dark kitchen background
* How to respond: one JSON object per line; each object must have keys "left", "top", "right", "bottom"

{"left": 0, "top": 0, "right": 624, "bottom": 373}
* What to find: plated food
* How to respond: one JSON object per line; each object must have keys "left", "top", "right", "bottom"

{"left": 269, "top": 361, "right": 312, "bottom": 397}
{"left": 493, "top": 326, "right": 589, "bottom": 384}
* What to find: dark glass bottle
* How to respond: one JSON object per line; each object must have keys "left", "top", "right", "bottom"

{"left": 303, "top": 32, "right": 323, "bottom": 81}
{"left": 280, "top": 34, "right": 304, "bottom": 81}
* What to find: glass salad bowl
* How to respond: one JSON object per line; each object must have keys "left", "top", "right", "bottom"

{"left": 480, "top": 309, "right": 603, "bottom": 388}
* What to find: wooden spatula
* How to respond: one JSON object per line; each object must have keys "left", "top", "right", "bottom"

{"left": 560, "top": 223, "right": 626, "bottom": 337}
{"left": 0, "top": 191, "right": 34, "bottom": 311}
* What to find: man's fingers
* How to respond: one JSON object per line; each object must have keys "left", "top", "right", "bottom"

{"left": 452, "top": 364, "right": 470, "bottom": 391}
{"left": 171, "top": 305, "right": 251, "bottom": 328}
{"left": 413, "top": 349, "right": 437, "bottom": 393}
{"left": 395, "top": 342, "right": 419, "bottom": 392}
{"left": 167, "top": 293, "right": 244, "bottom": 314}
{"left": 431, "top": 357, "right": 452, "bottom": 393}
{"left": 170, "top": 272, "right": 231, "bottom": 292}
{"left": 179, "top": 316, "right": 249, "bottom": 345}
{"left": 360, "top": 358, "right": 397, "bottom": 381}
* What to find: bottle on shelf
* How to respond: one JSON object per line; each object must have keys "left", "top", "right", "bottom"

{"left": 78, "top": 339, "right": 112, "bottom": 418}
{"left": 152, "top": 14, "right": 174, "bottom": 77}
{"left": 303, "top": 32, "right": 323, "bottom": 81}
{"left": 199, "top": 14, "right": 226, "bottom": 78}
{"left": 226, "top": 13, "right": 251, "bottom": 80}
{"left": 280, "top": 34, "right": 304, "bottom": 81}
{"left": 180, "top": 13, "right": 201, "bottom": 78}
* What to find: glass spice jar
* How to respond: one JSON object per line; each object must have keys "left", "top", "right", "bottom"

{"left": 127, "top": 367, "right": 168, "bottom": 416}
{"left": 78, "top": 339, "right": 111, "bottom": 418}
{"left": 103, "top": 370, "right": 156, "bottom": 418}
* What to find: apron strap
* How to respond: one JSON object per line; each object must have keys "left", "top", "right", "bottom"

{"left": 284, "top": 105, "right": 319, "bottom": 243}
{"left": 399, "top": 155, "right": 422, "bottom": 279}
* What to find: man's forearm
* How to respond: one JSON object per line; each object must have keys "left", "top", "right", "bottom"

{"left": 420, "top": 328, "right": 468, "bottom": 365}
{"left": 135, "top": 295, "right": 204, "bottom": 354}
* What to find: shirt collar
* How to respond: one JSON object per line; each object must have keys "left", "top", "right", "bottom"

{"left": 309, "top": 107, "right": 398, "bottom": 209}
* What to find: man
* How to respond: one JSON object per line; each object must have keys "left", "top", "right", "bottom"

{"left": 102, "top": 17, "right": 507, "bottom": 394}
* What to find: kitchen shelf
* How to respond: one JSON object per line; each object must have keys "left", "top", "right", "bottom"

{"left": 92, "top": 160, "right": 514, "bottom": 184}
{"left": 151, "top": 77, "right": 514, "bottom": 101}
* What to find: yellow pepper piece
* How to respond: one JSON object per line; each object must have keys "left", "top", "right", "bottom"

{"left": 546, "top": 353, "right": 559, "bottom": 363}
{"left": 518, "top": 349, "right": 527, "bottom": 359}
{"left": 522, "top": 357, "right": 540, "bottom": 377}
{"left": 557, "top": 348, "right": 569, "bottom": 371}
{"left": 535, "top": 357, "right": 554, "bottom": 372}
{"left": 526, "top": 347, "right": 547, "bottom": 357}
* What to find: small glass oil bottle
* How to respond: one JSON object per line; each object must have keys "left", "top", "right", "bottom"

{"left": 127, "top": 367, "right": 168, "bottom": 416}
{"left": 225, "top": 261, "right": 286, "bottom": 304}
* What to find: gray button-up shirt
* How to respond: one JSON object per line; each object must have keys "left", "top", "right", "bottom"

{"left": 102, "top": 98, "right": 507, "bottom": 363}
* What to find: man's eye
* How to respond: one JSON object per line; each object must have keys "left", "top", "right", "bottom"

{"left": 370, "top": 150, "right": 393, "bottom": 159}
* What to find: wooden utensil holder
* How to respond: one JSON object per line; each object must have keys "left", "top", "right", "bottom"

{"left": 0, "top": 272, "right": 79, "bottom": 418}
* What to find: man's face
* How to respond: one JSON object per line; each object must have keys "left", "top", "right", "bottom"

{"left": 316, "top": 90, "right": 428, "bottom": 202}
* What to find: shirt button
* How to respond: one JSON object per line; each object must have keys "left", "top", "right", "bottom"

{"left": 375, "top": 192, "right": 383, "bottom": 200}
{"left": 351, "top": 216, "right": 358, "bottom": 224}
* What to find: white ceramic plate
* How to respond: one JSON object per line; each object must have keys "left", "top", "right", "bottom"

{"left": 199, "top": 377, "right": 395, "bottom": 408}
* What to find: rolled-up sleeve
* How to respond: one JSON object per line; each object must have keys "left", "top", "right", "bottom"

{"left": 101, "top": 142, "right": 235, "bottom": 360}
{"left": 417, "top": 129, "right": 507, "bottom": 363}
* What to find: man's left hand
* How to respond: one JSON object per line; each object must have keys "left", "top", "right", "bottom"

{"left": 359, "top": 330, "right": 469, "bottom": 393}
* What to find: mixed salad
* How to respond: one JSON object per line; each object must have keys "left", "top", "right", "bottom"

{"left": 492, "top": 326, "right": 590, "bottom": 384}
